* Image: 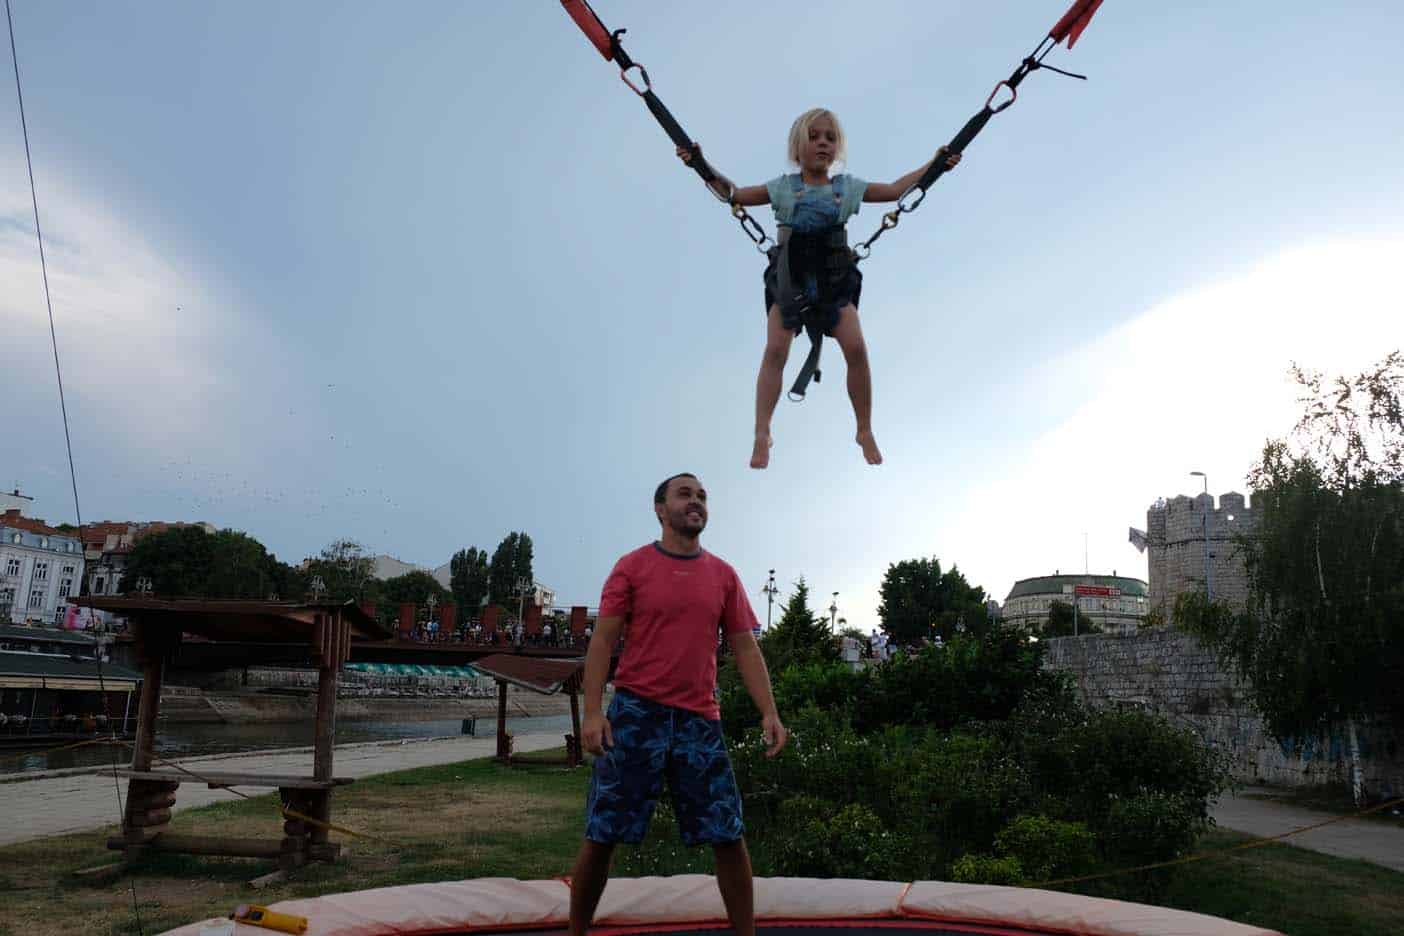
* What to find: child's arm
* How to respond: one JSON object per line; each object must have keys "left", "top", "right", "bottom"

{"left": 677, "top": 145, "right": 770, "bottom": 206}
{"left": 863, "top": 146, "right": 961, "bottom": 203}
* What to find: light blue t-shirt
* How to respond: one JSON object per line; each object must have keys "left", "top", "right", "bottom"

{"left": 766, "top": 173, "right": 868, "bottom": 232}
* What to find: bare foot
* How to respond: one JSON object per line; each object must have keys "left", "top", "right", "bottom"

{"left": 750, "top": 433, "right": 772, "bottom": 469}
{"left": 856, "top": 429, "right": 883, "bottom": 465}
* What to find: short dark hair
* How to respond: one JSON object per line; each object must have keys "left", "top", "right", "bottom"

{"left": 654, "top": 472, "right": 699, "bottom": 504}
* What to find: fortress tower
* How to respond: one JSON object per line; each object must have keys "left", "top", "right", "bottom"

{"left": 1145, "top": 492, "right": 1258, "bottom": 615}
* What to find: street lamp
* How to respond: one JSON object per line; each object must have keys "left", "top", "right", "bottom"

{"left": 1189, "top": 471, "right": 1212, "bottom": 602}
{"left": 829, "top": 592, "right": 839, "bottom": 632}
{"left": 514, "top": 576, "right": 533, "bottom": 632}
{"left": 761, "top": 569, "right": 779, "bottom": 630}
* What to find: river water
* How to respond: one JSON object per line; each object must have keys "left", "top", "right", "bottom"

{"left": 0, "top": 713, "right": 575, "bottom": 777}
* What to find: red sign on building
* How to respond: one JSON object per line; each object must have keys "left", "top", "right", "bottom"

{"left": 1073, "top": 585, "right": 1120, "bottom": 598}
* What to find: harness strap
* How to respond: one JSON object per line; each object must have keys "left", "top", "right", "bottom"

{"left": 788, "top": 320, "right": 825, "bottom": 401}
{"left": 775, "top": 220, "right": 851, "bottom": 401}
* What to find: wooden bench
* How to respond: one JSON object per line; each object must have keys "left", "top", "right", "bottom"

{"left": 108, "top": 770, "right": 354, "bottom": 870}
{"left": 116, "top": 769, "right": 353, "bottom": 790}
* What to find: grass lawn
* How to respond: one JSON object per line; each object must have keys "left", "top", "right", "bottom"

{"left": 1, "top": 749, "right": 1401, "bottom": 936}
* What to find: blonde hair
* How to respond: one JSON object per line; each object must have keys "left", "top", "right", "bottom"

{"left": 786, "top": 108, "right": 847, "bottom": 168}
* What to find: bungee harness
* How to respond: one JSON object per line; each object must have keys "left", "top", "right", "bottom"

{"left": 561, "top": 0, "right": 1106, "bottom": 400}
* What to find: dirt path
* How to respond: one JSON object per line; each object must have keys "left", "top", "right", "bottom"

{"left": 1211, "top": 789, "right": 1404, "bottom": 872}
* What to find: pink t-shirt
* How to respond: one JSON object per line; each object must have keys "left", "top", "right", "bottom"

{"left": 599, "top": 543, "right": 758, "bottom": 719}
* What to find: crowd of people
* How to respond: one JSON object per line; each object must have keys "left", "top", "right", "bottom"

{"left": 400, "top": 613, "right": 594, "bottom": 651}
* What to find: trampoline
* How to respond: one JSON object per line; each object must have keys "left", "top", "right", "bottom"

{"left": 160, "top": 875, "right": 1283, "bottom": 936}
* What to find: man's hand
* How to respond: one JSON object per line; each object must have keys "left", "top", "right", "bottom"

{"left": 761, "top": 712, "right": 788, "bottom": 758}
{"left": 582, "top": 711, "right": 613, "bottom": 756}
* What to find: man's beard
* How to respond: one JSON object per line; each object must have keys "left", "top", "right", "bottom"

{"left": 667, "top": 509, "right": 705, "bottom": 537}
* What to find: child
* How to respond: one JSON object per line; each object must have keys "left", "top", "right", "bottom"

{"left": 680, "top": 108, "right": 959, "bottom": 469}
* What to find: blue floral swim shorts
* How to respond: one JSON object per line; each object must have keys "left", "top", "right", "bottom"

{"left": 584, "top": 688, "right": 743, "bottom": 846}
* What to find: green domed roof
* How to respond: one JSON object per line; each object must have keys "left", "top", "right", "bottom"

{"left": 1005, "top": 574, "right": 1148, "bottom": 601}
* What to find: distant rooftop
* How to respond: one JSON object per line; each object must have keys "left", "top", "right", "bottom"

{"left": 0, "top": 650, "right": 140, "bottom": 683}
{"left": 0, "top": 624, "right": 97, "bottom": 647}
{"left": 1005, "top": 573, "right": 1149, "bottom": 601}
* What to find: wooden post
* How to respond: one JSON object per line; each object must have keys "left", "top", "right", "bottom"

{"left": 569, "top": 689, "right": 582, "bottom": 768}
{"left": 496, "top": 680, "right": 510, "bottom": 761}
{"left": 131, "top": 639, "right": 164, "bottom": 772}
{"left": 313, "top": 616, "right": 338, "bottom": 782}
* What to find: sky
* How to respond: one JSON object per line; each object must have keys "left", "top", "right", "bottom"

{"left": 3, "top": 1, "right": 1402, "bottom": 630}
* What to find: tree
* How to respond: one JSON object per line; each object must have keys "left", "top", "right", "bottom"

{"left": 301, "top": 539, "right": 376, "bottom": 602}
{"left": 449, "top": 547, "right": 490, "bottom": 623}
{"left": 488, "top": 532, "right": 534, "bottom": 607}
{"left": 1179, "top": 353, "right": 1404, "bottom": 805}
{"left": 379, "top": 571, "right": 450, "bottom": 616}
{"left": 761, "top": 577, "right": 839, "bottom": 671}
{"left": 121, "top": 527, "right": 295, "bottom": 599}
{"left": 877, "top": 557, "right": 989, "bottom": 646}
{"left": 1043, "top": 600, "right": 1101, "bottom": 638}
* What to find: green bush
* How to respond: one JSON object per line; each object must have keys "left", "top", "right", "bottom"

{"left": 1101, "top": 792, "right": 1204, "bottom": 868}
{"left": 950, "top": 853, "right": 1024, "bottom": 885}
{"left": 720, "top": 606, "right": 1228, "bottom": 901}
{"left": 856, "top": 626, "right": 1069, "bottom": 733}
{"left": 731, "top": 707, "right": 886, "bottom": 830}
{"left": 769, "top": 796, "right": 910, "bottom": 880}
{"left": 999, "top": 701, "right": 1229, "bottom": 829}
{"left": 993, "top": 815, "right": 1096, "bottom": 883}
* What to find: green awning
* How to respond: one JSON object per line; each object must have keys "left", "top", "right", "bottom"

{"left": 345, "top": 662, "right": 480, "bottom": 678}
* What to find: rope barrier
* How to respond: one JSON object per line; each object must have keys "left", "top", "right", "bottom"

{"left": 1028, "top": 795, "right": 1404, "bottom": 890}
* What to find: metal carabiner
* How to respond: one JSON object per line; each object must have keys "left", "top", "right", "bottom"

{"left": 897, "top": 184, "right": 926, "bottom": 214}
{"left": 620, "top": 63, "right": 652, "bottom": 97}
{"left": 985, "top": 79, "right": 1018, "bottom": 113}
{"left": 733, "top": 205, "right": 772, "bottom": 253}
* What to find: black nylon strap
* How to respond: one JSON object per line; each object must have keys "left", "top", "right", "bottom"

{"left": 788, "top": 324, "right": 824, "bottom": 401}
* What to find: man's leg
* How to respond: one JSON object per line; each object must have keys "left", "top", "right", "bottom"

{"left": 568, "top": 839, "right": 615, "bottom": 936}
{"left": 713, "top": 838, "right": 755, "bottom": 936}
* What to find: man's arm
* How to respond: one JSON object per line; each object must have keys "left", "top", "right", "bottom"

{"left": 728, "top": 629, "right": 787, "bottom": 757}
{"left": 580, "top": 615, "right": 623, "bottom": 754}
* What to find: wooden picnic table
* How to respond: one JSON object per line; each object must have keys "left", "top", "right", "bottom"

{"left": 86, "top": 597, "right": 389, "bottom": 875}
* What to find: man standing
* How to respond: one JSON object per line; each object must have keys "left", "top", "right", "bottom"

{"left": 569, "top": 473, "right": 787, "bottom": 936}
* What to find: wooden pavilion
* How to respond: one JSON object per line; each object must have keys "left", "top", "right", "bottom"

{"left": 85, "top": 597, "right": 390, "bottom": 874}
{"left": 471, "top": 653, "right": 586, "bottom": 767}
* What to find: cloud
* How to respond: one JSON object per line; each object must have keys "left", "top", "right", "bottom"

{"left": 936, "top": 239, "right": 1404, "bottom": 604}
{"left": 0, "top": 164, "right": 227, "bottom": 443}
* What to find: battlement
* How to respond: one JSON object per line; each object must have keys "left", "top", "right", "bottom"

{"left": 1145, "top": 491, "right": 1259, "bottom": 614}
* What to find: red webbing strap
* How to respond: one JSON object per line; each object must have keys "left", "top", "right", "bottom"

{"left": 561, "top": 0, "right": 614, "bottom": 61}
{"left": 1049, "top": 0, "right": 1105, "bottom": 48}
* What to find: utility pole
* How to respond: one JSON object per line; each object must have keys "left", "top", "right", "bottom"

{"left": 514, "top": 576, "right": 532, "bottom": 628}
{"left": 761, "top": 569, "right": 778, "bottom": 630}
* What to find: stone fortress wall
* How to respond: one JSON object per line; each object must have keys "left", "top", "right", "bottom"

{"left": 1146, "top": 492, "right": 1258, "bottom": 614}
{"left": 1043, "top": 628, "right": 1403, "bottom": 795}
